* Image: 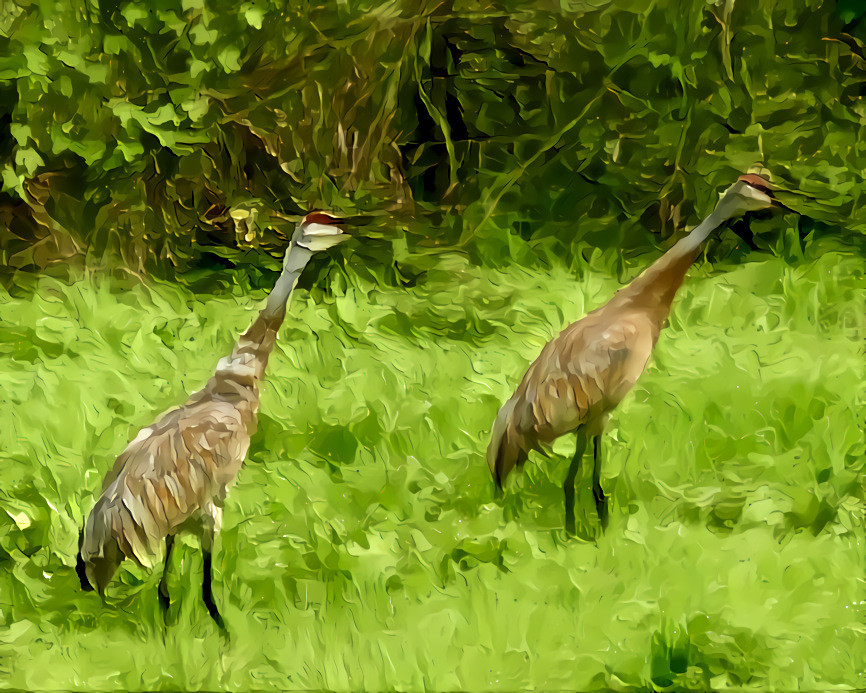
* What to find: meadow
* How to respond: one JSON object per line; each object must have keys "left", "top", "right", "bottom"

{"left": 0, "top": 219, "right": 863, "bottom": 690}
{"left": 2, "top": 0, "right": 866, "bottom": 689}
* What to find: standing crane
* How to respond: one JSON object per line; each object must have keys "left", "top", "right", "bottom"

{"left": 77, "top": 212, "right": 354, "bottom": 628}
{"left": 487, "top": 175, "right": 778, "bottom": 535}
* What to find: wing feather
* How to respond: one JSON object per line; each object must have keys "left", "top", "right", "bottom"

{"left": 79, "top": 399, "right": 251, "bottom": 589}
{"left": 488, "top": 308, "right": 654, "bottom": 486}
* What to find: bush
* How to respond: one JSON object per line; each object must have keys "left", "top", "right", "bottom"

{"left": 0, "top": 0, "right": 863, "bottom": 274}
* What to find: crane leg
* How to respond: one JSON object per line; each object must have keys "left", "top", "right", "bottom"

{"left": 201, "top": 548, "right": 225, "bottom": 630}
{"left": 158, "top": 534, "right": 175, "bottom": 613}
{"left": 200, "top": 503, "right": 225, "bottom": 630}
{"left": 592, "top": 436, "right": 608, "bottom": 530}
{"left": 563, "top": 430, "right": 587, "bottom": 535}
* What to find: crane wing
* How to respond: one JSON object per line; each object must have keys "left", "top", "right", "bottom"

{"left": 83, "top": 399, "right": 250, "bottom": 569}
{"left": 533, "top": 316, "right": 648, "bottom": 435}
{"left": 488, "top": 310, "right": 654, "bottom": 485}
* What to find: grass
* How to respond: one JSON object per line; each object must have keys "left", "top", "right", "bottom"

{"left": 0, "top": 225, "right": 863, "bottom": 691}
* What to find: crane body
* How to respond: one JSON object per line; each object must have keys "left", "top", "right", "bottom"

{"left": 488, "top": 176, "right": 777, "bottom": 534}
{"left": 77, "top": 213, "right": 350, "bottom": 626}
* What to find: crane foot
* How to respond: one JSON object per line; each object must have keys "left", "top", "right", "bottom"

{"left": 593, "top": 488, "right": 608, "bottom": 531}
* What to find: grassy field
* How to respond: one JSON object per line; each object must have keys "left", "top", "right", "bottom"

{"left": 0, "top": 225, "right": 863, "bottom": 691}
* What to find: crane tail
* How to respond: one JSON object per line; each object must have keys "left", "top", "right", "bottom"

{"left": 78, "top": 495, "right": 133, "bottom": 595}
{"left": 487, "top": 399, "right": 527, "bottom": 489}
{"left": 77, "top": 533, "right": 124, "bottom": 597}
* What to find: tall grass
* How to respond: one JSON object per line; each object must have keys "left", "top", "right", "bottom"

{"left": 1, "top": 224, "right": 863, "bottom": 690}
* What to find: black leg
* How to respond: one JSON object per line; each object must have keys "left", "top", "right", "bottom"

{"left": 592, "top": 436, "right": 608, "bottom": 530}
{"left": 76, "top": 530, "right": 94, "bottom": 592}
{"left": 158, "top": 534, "right": 174, "bottom": 613}
{"left": 202, "top": 549, "right": 225, "bottom": 630}
{"left": 563, "top": 431, "right": 587, "bottom": 535}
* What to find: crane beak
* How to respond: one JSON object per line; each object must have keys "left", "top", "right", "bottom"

{"left": 768, "top": 189, "right": 803, "bottom": 215}
{"left": 337, "top": 214, "right": 375, "bottom": 228}
{"left": 736, "top": 174, "right": 802, "bottom": 214}
{"left": 295, "top": 211, "right": 376, "bottom": 250}
{"left": 312, "top": 214, "right": 376, "bottom": 240}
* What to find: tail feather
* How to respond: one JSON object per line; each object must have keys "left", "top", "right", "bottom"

{"left": 487, "top": 399, "right": 528, "bottom": 488}
{"left": 78, "top": 497, "right": 129, "bottom": 595}
{"left": 77, "top": 531, "right": 123, "bottom": 596}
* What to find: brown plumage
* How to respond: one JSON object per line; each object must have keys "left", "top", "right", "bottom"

{"left": 488, "top": 175, "right": 778, "bottom": 534}
{"left": 77, "top": 212, "right": 351, "bottom": 627}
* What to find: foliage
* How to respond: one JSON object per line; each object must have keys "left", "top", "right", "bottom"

{"left": 0, "top": 0, "right": 865, "bottom": 274}
{"left": 0, "top": 0, "right": 865, "bottom": 690}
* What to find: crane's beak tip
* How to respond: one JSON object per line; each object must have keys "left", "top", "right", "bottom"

{"left": 343, "top": 214, "right": 375, "bottom": 227}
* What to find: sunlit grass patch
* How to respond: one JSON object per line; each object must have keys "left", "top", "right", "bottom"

{"left": 0, "top": 236, "right": 863, "bottom": 690}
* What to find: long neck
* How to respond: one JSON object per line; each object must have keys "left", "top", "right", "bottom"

{"left": 262, "top": 266, "right": 303, "bottom": 321}
{"left": 610, "top": 208, "right": 727, "bottom": 323}
{"left": 216, "top": 245, "right": 313, "bottom": 386}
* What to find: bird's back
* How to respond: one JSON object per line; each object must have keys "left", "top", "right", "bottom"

{"left": 488, "top": 303, "right": 656, "bottom": 485}
{"left": 79, "top": 373, "right": 257, "bottom": 592}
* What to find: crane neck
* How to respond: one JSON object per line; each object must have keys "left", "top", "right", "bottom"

{"left": 214, "top": 244, "right": 313, "bottom": 389}
{"left": 262, "top": 244, "right": 313, "bottom": 320}
{"left": 610, "top": 207, "right": 727, "bottom": 323}
{"left": 669, "top": 208, "right": 726, "bottom": 259}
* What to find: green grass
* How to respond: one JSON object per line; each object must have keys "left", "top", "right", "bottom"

{"left": 0, "top": 229, "right": 863, "bottom": 691}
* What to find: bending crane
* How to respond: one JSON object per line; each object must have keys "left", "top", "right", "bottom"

{"left": 77, "top": 212, "right": 352, "bottom": 627}
{"left": 487, "top": 175, "right": 777, "bottom": 534}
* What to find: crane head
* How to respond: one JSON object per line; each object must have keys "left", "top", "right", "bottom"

{"left": 293, "top": 211, "right": 350, "bottom": 252}
{"left": 717, "top": 174, "right": 777, "bottom": 218}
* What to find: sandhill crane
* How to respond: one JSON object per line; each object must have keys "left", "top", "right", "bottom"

{"left": 488, "top": 175, "right": 780, "bottom": 535}
{"left": 77, "top": 212, "right": 354, "bottom": 628}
